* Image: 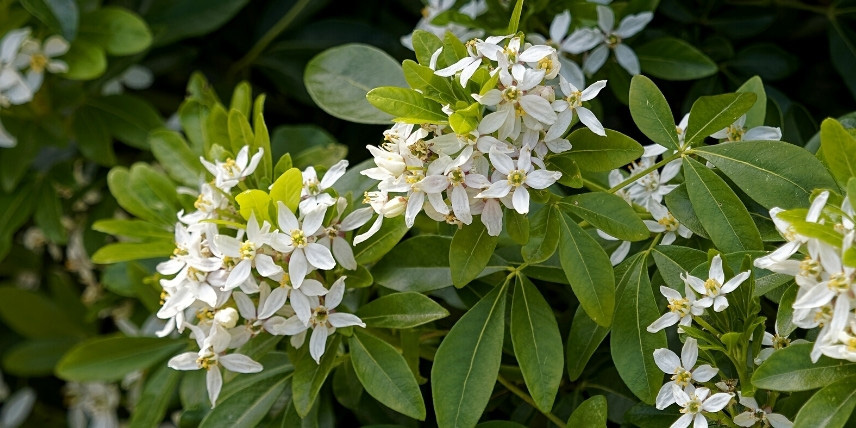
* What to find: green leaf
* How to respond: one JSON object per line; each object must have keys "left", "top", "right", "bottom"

{"left": 735, "top": 76, "right": 767, "bottom": 128}
{"left": 355, "top": 292, "right": 449, "bottom": 328}
{"left": 637, "top": 37, "right": 717, "bottom": 81}
{"left": 559, "top": 193, "right": 649, "bottom": 241}
{"left": 201, "top": 352, "right": 293, "bottom": 424}
{"left": 353, "top": 216, "right": 409, "bottom": 265}
{"left": 522, "top": 204, "right": 561, "bottom": 264}
{"left": 79, "top": 7, "right": 152, "bottom": 55}
{"left": 629, "top": 75, "right": 679, "bottom": 150}
{"left": 91, "top": 240, "right": 175, "bottom": 264}
{"left": 663, "top": 184, "right": 710, "bottom": 239}
{"left": 88, "top": 95, "right": 164, "bottom": 149}
{"left": 403, "top": 59, "right": 456, "bottom": 104}
{"left": 559, "top": 128, "right": 644, "bottom": 172}
{"left": 684, "top": 92, "right": 757, "bottom": 146}
{"left": 651, "top": 246, "right": 707, "bottom": 290}
{"left": 150, "top": 129, "right": 205, "bottom": 187}
{"left": 92, "top": 219, "right": 172, "bottom": 240}
{"left": 291, "top": 336, "right": 341, "bottom": 417}
{"left": 0, "top": 287, "right": 86, "bottom": 339}
{"left": 73, "top": 106, "right": 115, "bottom": 165}
{"left": 450, "top": 221, "right": 500, "bottom": 287}
{"left": 56, "top": 336, "right": 185, "bottom": 382}
{"left": 144, "top": 0, "right": 249, "bottom": 45}
{"left": 269, "top": 167, "right": 302, "bottom": 213}
{"left": 508, "top": 0, "right": 524, "bottom": 33}
{"left": 235, "top": 190, "right": 272, "bottom": 224}
{"left": 682, "top": 157, "right": 763, "bottom": 252}
{"left": 830, "top": 21, "right": 856, "bottom": 100}
{"left": 611, "top": 253, "right": 667, "bottom": 404}
{"left": 252, "top": 95, "right": 272, "bottom": 181}
{"left": 20, "top": 0, "right": 78, "bottom": 40}
{"left": 62, "top": 39, "right": 106, "bottom": 80}
{"left": 752, "top": 343, "right": 856, "bottom": 391}
{"left": 373, "top": 236, "right": 453, "bottom": 292}
{"left": 411, "top": 30, "right": 443, "bottom": 66}
{"left": 349, "top": 331, "right": 426, "bottom": 420}
{"left": 792, "top": 375, "right": 856, "bottom": 428}
{"left": 545, "top": 155, "right": 583, "bottom": 188}
{"left": 178, "top": 100, "right": 209, "bottom": 155}
{"left": 820, "top": 118, "right": 856, "bottom": 187}
{"left": 505, "top": 209, "right": 529, "bottom": 245}
{"left": 106, "top": 167, "right": 166, "bottom": 225}
{"left": 694, "top": 140, "right": 838, "bottom": 210}
{"left": 271, "top": 125, "right": 346, "bottom": 170}
{"left": 3, "top": 338, "right": 78, "bottom": 376}
{"left": 34, "top": 184, "right": 67, "bottom": 244}
{"left": 510, "top": 275, "right": 563, "bottom": 413}
{"left": 432, "top": 283, "right": 507, "bottom": 428}
{"left": 128, "top": 363, "right": 182, "bottom": 428}
{"left": 566, "top": 306, "right": 609, "bottom": 381}
{"left": 366, "top": 87, "right": 449, "bottom": 124}
{"left": 776, "top": 283, "right": 798, "bottom": 337}
{"left": 304, "top": 44, "right": 406, "bottom": 124}
{"left": 230, "top": 81, "right": 252, "bottom": 118}
{"left": 558, "top": 213, "right": 615, "bottom": 327}
{"left": 228, "top": 109, "right": 254, "bottom": 154}
{"left": 566, "top": 395, "right": 608, "bottom": 427}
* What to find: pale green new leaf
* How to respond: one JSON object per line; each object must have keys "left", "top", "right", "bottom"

{"left": 820, "top": 118, "right": 856, "bottom": 187}
{"left": 367, "top": 87, "right": 449, "bottom": 124}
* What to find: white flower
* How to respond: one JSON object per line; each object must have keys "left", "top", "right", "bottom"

{"left": 654, "top": 338, "right": 719, "bottom": 410}
{"left": 754, "top": 192, "right": 829, "bottom": 275}
{"left": 527, "top": 10, "right": 586, "bottom": 88}
{"left": 214, "top": 213, "right": 278, "bottom": 291}
{"left": 476, "top": 146, "right": 561, "bottom": 214}
{"left": 64, "top": 382, "right": 119, "bottom": 428}
{"left": 179, "top": 183, "right": 230, "bottom": 225}
{"left": 434, "top": 34, "right": 506, "bottom": 87}
{"left": 670, "top": 385, "right": 733, "bottom": 428}
{"left": 0, "top": 117, "right": 15, "bottom": 148}
{"left": 683, "top": 254, "right": 750, "bottom": 312}
{"left": 562, "top": 5, "right": 653, "bottom": 75}
{"left": 316, "top": 200, "right": 373, "bottom": 270}
{"left": 549, "top": 76, "right": 607, "bottom": 137}
{"left": 710, "top": 115, "right": 782, "bottom": 142}
{"left": 644, "top": 203, "right": 692, "bottom": 245}
{"left": 14, "top": 35, "right": 70, "bottom": 89}
{"left": 352, "top": 191, "right": 408, "bottom": 245}
{"left": 400, "top": 0, "right": 485, "bottom": 51}
{"left": 733, "top": 392, "right": 793, "bottom": 427}
{"left": 597, "top": 230, "right": 631, "bottom": 266}
{"left": 475, "top": 65, "right": 554, "bottom": 141}
{"left": 269, "top": 202, "right": 336, "bottom": 288}
{"left": 266, "top": 277, "right": 365, "bottom": 363}
{"left": 168, "top": 324, "right": 262, "bottom": 406}
{"left": 200, "top": 146, "right": 264, "bottom": 191}
{"left": 647, "top": 284, "right": 705, "bottom": 332}
{"left": 1, "top": 387, "right": 35, "bottom": 428}
{"left": 299, "top": 160, "right": 348, "bottom": 212}
{"left": 627, "top": 157, "right": 680, "bottom": 211}
{"left": 0, "top": 28, "right": 35, "bottom": 107}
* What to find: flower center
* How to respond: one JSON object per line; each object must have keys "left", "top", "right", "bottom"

{"left": 847, "top": 337, "right": 856, "bottom": 353}
{"left": 159, "top": 290, "right": 169, "bottom": 305}
{"left": 537, "top": 56, "right": 555, "bottom": 73}
{"left": 30, "top": 53, "right": 48, "bottom": 73}
{"left": 726, "top": 125, "right": 746, "bottom": 142}
{"left": 772, "top": 334, "right": 791, "bottom": 350}
{"left": 326, "top": 225, "right": 340, "bottom": 239}
{"left": 240, "top": 241, "right": 256, "bottom": 259}
{"left": 508, "top": 169, "right": 527, "bottom": 187}
{"left": 279, "top": 272, "right": 292, "bottom": 289}
{"left": 668, "top": 297, "right": 691, "bottom": 316}
{"left": 194, "top": 193, "right": 210, "bottom": 211}
{"left": 312, "top": 306, "right": 329, "bottom": 326}
{"left": 196, "top": 308, "right": 215, "bottom": 321}
{"left": 658, "top": 213, "right": 680, "bottom": 232}
{"left": 291, "top": 229, "right": 307, "bottom": 248}
{"left": 682, "top": 397, "right": 702, "bottom": 415}
{"left": 828, "top": 273, "right": 850, "bottom": 292}
{"left": 305, "top": 177, "right": 320, "bottom": 195}
{"left": 800, "top": 257, "right": 821, "bottom": 278}
{"left": 566, "top": 90, "right": 582, "bottom": 108}
{"left": 197, "top": 354, "right": 217, "bottom": 370}
{"left": 704, "top": 278, "right": 722, "bottom": 295}
{"left": 607, "top": 34, "right": 621, "bottom": 48}
{"left": 449, "top": 167, "right": 465, "bottom": 186}
{"left": 223, "top": 158, "right": 239, "bottom": 175}
{"left": 502, "top": 86, "right": 520, "bottom": 102}
{"left": 187, "top": 266, "right": 207, "bottom": 282}
{"left": 672, "top": 367, "right": 692, "bottom": 387}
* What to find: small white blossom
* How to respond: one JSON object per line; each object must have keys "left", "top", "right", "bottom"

{"left": 670, "top": 385, "right": 733, "bottom": 428}
{"left": 683, "top": 254, "right": 750, "bottom": 312}
{"left": 654, "top": 338, "right": 719, "bottom": 410}
{"left": 200, "top": 146, "right": 264, "bottom": 191}
{"left": 733, "top": 392, "right": 793, "bottom": 427}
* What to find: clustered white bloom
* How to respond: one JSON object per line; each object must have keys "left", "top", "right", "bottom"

{"left": 160, "top": 146, "right": 368, "bottom": 407}
{"left": 561, "top": 5, "right": 653, "bottom": 76}
{"left": 360, "top": 35, "right": 606, "bottom": 239}
{"left": 755, "top": 190, "right": 856, "bottom": 363}
{"left": 0, "top": 28, "right": 70, "bottom": 147}
{"left": 400, "top": 0, "right": 487, "bottom": 50}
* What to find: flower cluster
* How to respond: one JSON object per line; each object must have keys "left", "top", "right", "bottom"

{"left": 755, "top": 191, "right": 856, "bottom": 363}
{"left": 360, "top": 35, "right": 607, "bottom": 238}
{"left": 0, "top": 28, "right": 69, "bottom": 147}
{"left": 160, "top": 147, "right": 368, "bottom": 407}
{"left": 400, "top": 0, "right": 486, "bottom": 50}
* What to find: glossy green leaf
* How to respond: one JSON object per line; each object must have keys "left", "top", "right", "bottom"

{"left": 411, "top": 30, "right": 443, "bottom": 66}
{"left": 684, "top": 92, "right": 757, "bottom": 146}
{"left": 92, "top": 219, "right": 172, "bottom": 240}
{"left": 128, "top": 363, "right": 182, "bottom": 428}
{"left": 663, "top": 184, "right": 709, "bottom": 239}
{"left": 611, "top": 254, "right": 667, "bottom": 404}
{"left": 0, "top": 288, "right": 86, "bottom": 339}
{"left": 150, "top": 129, "right": 205, "bottom": 187}
{"left": 292, "top": 336, "right": 341, "bottom": 417}
{"left": 62, "top": 39, "right": 106, "bottom": 80}
{"left": 367, "top": 87, "right": 448, "bottom": 124}
{"left": 451, "top": 221, "right": 500, "bottom": 287}
{"left": 88, "top": 95, "right": 164, "bottom": 149}
{"left": 637, "top": 37, "right": 717, "bottom": 81}
{"left": 559, "top": 193, "right": 649, "bottom": 241}
{"left": 353, "top": 216, "right": 409, "bottom": 265}
{"left": 201, "top": 353, "right": 293, "bottom": 424}
{"left": 356, "top": 292, "right": 449, "bottom": 328}
{"left": 820, "top": 118, "right": 856, "bottom": 187}
{"left": 735, "top": 76, "right": 767, "bottom": 128}
{"left": 545, "top": 155, "right": 583, "bottom": 188}
{"left": 305, "top": 44, "right": 405, "bottom": 124}
{"left": 682, "top": 157, "right": 763, "bottom": 252}
{"left": 373, "top": 236, "right": 453, "bottom": 292}
{"left": 403, "top": 60, "right": 456, "bottom": 104}
{"left": 79, "top": 7, "right": 152, "bottom": 55}
{"left": 349, "top": 330, "right": 426, "bottom": 420}
{"left": 566, "top": 395, "right": 608, "bottom": 427}
{"left": 566, "top": 305, "right": 610, "bottom": 381}
{"left": 269, "top": 167, "right": 302, "bottom": 213}
{"left": 651, "top": 246, "right": 707, "bottom": 290}
{"left": 792, "top": 375, "right": 856, "bottom": 428}
{"left": 252, "top": 95, "right": 272, "bottom": 181}
{"left": 432, "top": 283, "right": 507, "bottom": 428}
{"left": 56, "top": 336, "right": 186, "bottom": 382}
{"left": 508, "top": 0, "right": 524, "bottom": 33}
{"left": 776, "top": 283, "right": 798, "bottom": 337}
{"left": 558, "top": 213, "right": 615, "bottom": 327}
{"left": 522, "top": 204, "right": 561, "bottom": 264}
{"left": 228, "top": 109, "right": 254, "bottom": 154}
{"left": 91, "top": 240, "right": 175, "bottom": 264}
{"left": 235, "top": 190, "right": 272, "bottom": 224}
{"left": 694, "top": 140, "right": 837, "bottom": 210}
{"left": 628, "top": 75, "right": 679, "bottom": 150}
{"left": 3, "top": 338, "right": 78, "bottom": 376}
{"left": 505, "top": 210, "right": 529, "bottom": 245}
{"left": 559, "top": 128, "right": 644, "bottom": 172}
{"left": 510, "top": 275, "right": 563, "bottom": 412}
{"left": 20, "top": 0, "right": 78, "bottom": 40}
{"left": 752, "top": 343, "right": 856, "bottom": 391}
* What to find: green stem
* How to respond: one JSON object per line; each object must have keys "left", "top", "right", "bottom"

{"left": 230, "top": 0, "right": 313, "bottom": 75}
{"left": 582, "top": 177, "right": 608, "bottom": 192}
{"left": 694, "top": 317, "right": 722, "bottom": 336}
{"left": 497, "top": 375, "right": 567, "bottom": 428}
{"left": 607, "top": 152, "right": 682, "bottom": 195}
{"left": 644, "top": 233, "right": 662, "bottom": 254}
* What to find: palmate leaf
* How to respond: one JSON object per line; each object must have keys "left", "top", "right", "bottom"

{"left": 432, "top": 282, "right": 507, "bottom": 428}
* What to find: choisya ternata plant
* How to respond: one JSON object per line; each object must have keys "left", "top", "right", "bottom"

{"left": 70, "top": 4, "right": 856, "bottom": 427}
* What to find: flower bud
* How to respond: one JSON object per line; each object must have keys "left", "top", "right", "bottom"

{"left": 382, "top": 196, "right": 407, "bottom": 218}
{"left": 376, "top": 152, "right": 406, "bottom": 176}
{"left": 214, "top": 307, "right": 239, "bottom": 328}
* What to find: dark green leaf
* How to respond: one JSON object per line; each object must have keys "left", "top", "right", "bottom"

{"left": 292, "top": 336, "right": 341, "bottom": 417}
{"left": 628, "top": 75, "right": 679, "bottom": 150}
{"left": 637, "top": 37, "right": 717, "bottom": 81}
{"left": 356, "top": 292, "right": 449, "bottom": 328}
{"left": 752, "top": 343, "right": 856, "bottom": 391}
{"left": 558, "top": 213, "right": 615, "bottom": 327}
{"left": 559, "top": 128, "right": 644, "bottom": 172}
{"left": 128, "top": 363, "right": 182, "bottom": 428}
{"left": 0, "top": 287, "right": 87, "bottom": 339}
{"left": 353, "top": 216, "right": 409, "bottom": 265}
{"left": 56, "top": 336, "right": 186, "bottom": 382}
{"left": 735, "top": 76, "right": 767, "bottom": 128}
{"left": 566, "top": 395, "right": 608, "bottom": 427}
{"left": 372, "top": 236, "right": 455, "bottom": 293}
{"left": 79, "top": 6, "right": 152, "bottom": 55}
{"left": 685, "top": 92, "right": 757, "bottom": 146}
{"left": 522, "top": 204, "right": 561, "bottom": 264}
{"left": 150, "top": 129, "right": 206, "bottom": 187}
{"left": 792, "top": 375, "right": 856, "bottom": 428}
{"left": 559, "top": 193, "right": 649, "bottom": 241}
{"left": 450, "top": 221, "right": 500, "bottom": 287}
{"left": 566, "top": 306, "right": 609, "bottom": 381}
{"left": 145, "top": 0, "right": 249, "bottom": 45}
